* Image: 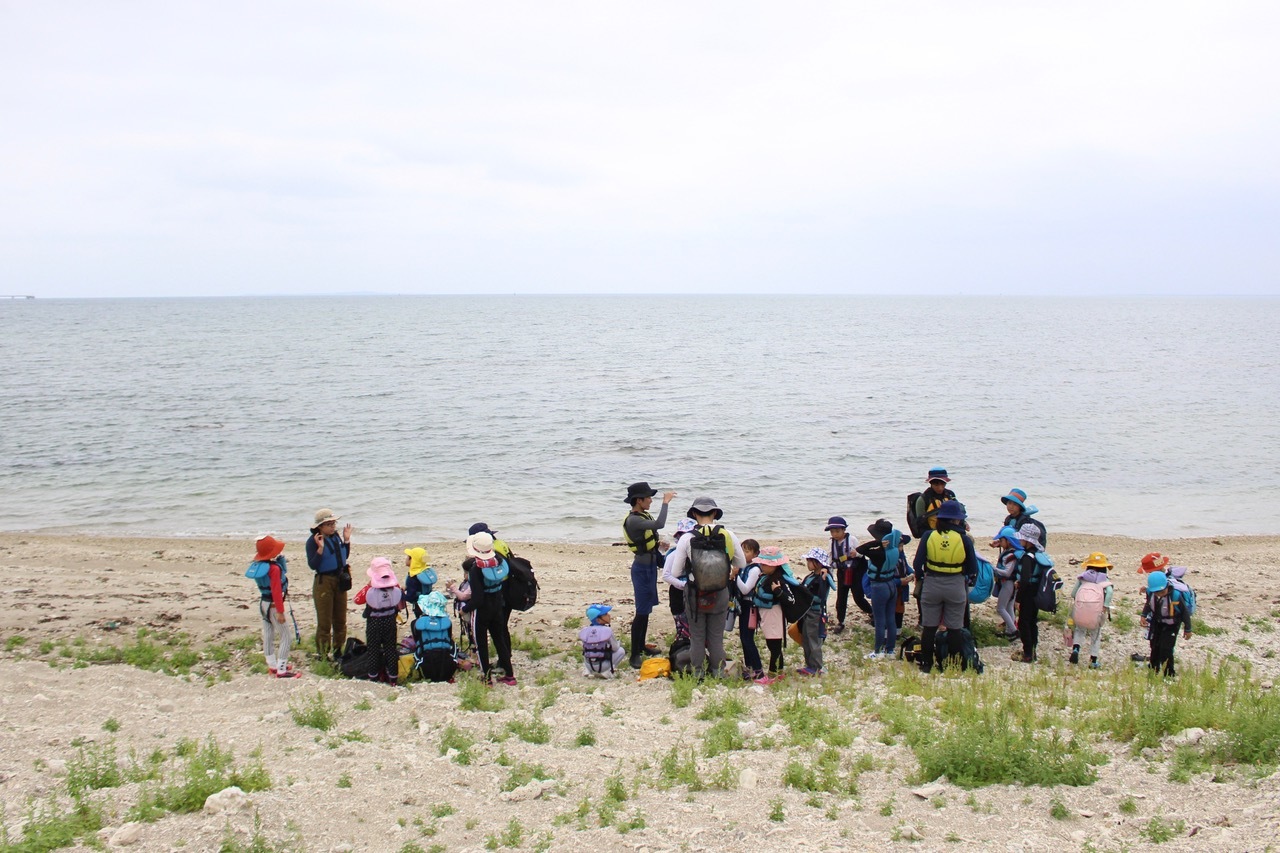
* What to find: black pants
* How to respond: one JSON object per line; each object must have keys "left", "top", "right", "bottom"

{"left": 836, "top": 563, "right": 872, "bottom": 624}
{"left": 765, "top": 637, "right": 784, "bottom": 673}
{"left": 1016, "top": 584, "right": 1039, "bottom": 658}
{"left": 365, "top": 615, "right": 398, "bottom": 680}
{"left": 473, "top": 603, "right": 513, "bottom": 680}
{"left": 1149, "top": 623, "right": 1179, "bottom": 677}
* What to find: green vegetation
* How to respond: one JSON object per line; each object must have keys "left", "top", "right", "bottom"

{"left": 129, "top": 737, "right": 270, "bottom": 821}
{"left": 669, "top": 674, "right": 697, "bottom": 708}
{"left": 500, "top": 763, "right": 554, "bottom": 793}
{"left": 4, "top": 635, "right": 28, "bottom": 651}
{"left": 1140, "top": 814, "right": 1186, "bottom": 844}
{"left": 573, "top": 726, "right": 596, "bottom": 747}
{"left": 782, "top": 748, "right": 872, "bottom": 796}
{"left": 507, "top": 712, "right": 550, "bottom": 744}
{"left": 439, "top": 724, "right": 475, "bottom": 765}
{"left": 459, "top": 677, "right": 506, "bottom": 712}
{"left": 0, "top": 797, "right": 103, "bottom": 853}
{"left": 288, "top": 692, "right": 338, "bottom": 731}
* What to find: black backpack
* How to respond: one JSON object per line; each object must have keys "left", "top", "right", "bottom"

{"left": 776, "top": 579, "right": 814, "bottom": 623}
{"left": 933, "top": 628, "right": 984, "bottom": 674}
{"left": 906, "top": 492, "right": 924, "bottom": 538}
{"left": 1036, "top": 565, "right": 1061, "bottom": 613}
{"left": 502, "top": 555, "right": 539, "bottom": 612}
{"left": 339, "top": 638, "right": 374, "bottom": 678}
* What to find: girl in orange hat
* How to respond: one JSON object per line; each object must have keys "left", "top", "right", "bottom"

{"left": 246, "top": 535, "right": 300, "bottom": 679}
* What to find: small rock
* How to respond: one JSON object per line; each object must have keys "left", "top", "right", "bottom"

{"left": 32, "top": 694, "right": 48, "bottom": 703}
{"left": 47, "top": 759, "right": 67, "bottom": 775}
{"left": 740, "top": 768, "right": 758, "bottom": 789}
{"left": 110, "top": 822, "right": 143, "bottom": 847}
{"left": 203, "top": 786, "right": 251, "bottom": 814}
{"left": 737, "top": 720, "right": 758, "bottom": 738}
{"left": 1170, "top": 727, "right": 1206, "bottom": 747}
{"left": 157, "top": 701, "right": 175, "bottom": 714}
{"left": 911, "top": 784, "right": 944, "bottom": 799}
{"left": 897, "top": 824, "right": 923, "bottom": 840}
{"left": 1078, "top": 810, "right": 1094, "bottom": 818}
{"left": 1261, "top": 681, "right": 1273, "bottom": 690}
{"left": 499, "top": 779, "right": 554, "bottom": 803}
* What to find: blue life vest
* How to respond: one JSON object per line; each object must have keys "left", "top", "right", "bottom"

{"left": 245, "top": 557, "right": 287, "bottom": 599}
{"left": 413, "top": 615, "right": 453, "bottom": 652}
{"left": 753, "top": 577, "right": 780, "bottom": 609}
{"left": 481, "top": 559, "right": 509, "bottom": 594}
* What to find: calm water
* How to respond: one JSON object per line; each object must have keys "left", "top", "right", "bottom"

{"left": 1, "top": 296, "right": 1276, "bottom": 543}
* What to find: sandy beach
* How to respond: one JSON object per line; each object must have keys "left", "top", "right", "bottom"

{"left": 2, "top": 531, "right": 1279, "bottom": 851}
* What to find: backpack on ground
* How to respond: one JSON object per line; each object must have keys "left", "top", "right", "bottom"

{"left": 933, "top": 628, "right": 984, "bottom": 674}
{"left": 668, "top": 637, "right": 693, "bottom": 674}
{"left": 906, "top": 492, "right": 924, "bottom": 538}
{"left": 579, "top": 625, "right": 616, "bottom": 675}
{"left": 687, "top": 525, "right": 731, "bottom": 592}
{"left": 967, "top": 555, "right": 995, "bottom": 604}
{"left": 339, "top": 638, "right": 373, "bottom": 678}
{"left": 503, "top": 555, "right": 539, "bottom": 612}
{"left": 638, "top": 657, "right": 671, "bottom": 681}
{"left": 897, "top": 635, "right": 920, "bottom": 663}
{"left": 777, "top": 579, "right": 814, "bottom": 623}
{"left": 1072, "top": 580, "right": 1112, "bottom": 630}
{"left": 1036, "top": 562, "right": 1062, "bottom": 613}
{"left": 1168, "top": 578, "right": 1197, "bottom": 617}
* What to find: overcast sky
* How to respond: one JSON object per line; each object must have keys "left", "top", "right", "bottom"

{"left": 2, "top": 2, "right": 1277, "bottom": 297}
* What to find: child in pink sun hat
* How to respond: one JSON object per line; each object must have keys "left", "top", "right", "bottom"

{"left": 354, "top": 557, "right": 406, "bottom": 684}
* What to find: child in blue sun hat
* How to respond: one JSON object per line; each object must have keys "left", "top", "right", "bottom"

{"left": 579, "top": 604, "right": 627, "bottom": 677}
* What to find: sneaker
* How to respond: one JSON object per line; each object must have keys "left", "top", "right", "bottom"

{"left": 497, "top": 675, "right": 517, "bottom": 686}
{"left": 643, "top": 643, "right": 661, "bottom": 655}
{"left": 864, "top": 652, "right": 879, "bottom": 660}
{"left": 831, "top": 623, "right": 845, "bottom": 634}
{"left": 275, "top": 667, "right": 301, "bottom": 679}
{"left": 1089, "top": 661, "right": 1101, "bottom": 670}
{"left": 753, "top": 674, "right": 774, "bottom": 685}
{"left": 796, "top": 667, "right": 817, "bottom": 676}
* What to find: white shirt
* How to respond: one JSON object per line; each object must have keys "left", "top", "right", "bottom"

{"left": 662, "top": 526, "right": 747, "bottom": 590}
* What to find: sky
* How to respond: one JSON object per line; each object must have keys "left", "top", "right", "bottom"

{"left": 2, "top": 2, "right": 1278, "bottom": 297}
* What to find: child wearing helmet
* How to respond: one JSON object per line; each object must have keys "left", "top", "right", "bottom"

{"left": 1068, "top": 553, "right": 1115, "bottom": 668}
{"left": 1141, "top": 570, "right": 1192, "bottom": 677}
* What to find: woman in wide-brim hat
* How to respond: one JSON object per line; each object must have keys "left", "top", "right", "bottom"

{"left": 305, "top": 508, "right": 353, "bottom": 660}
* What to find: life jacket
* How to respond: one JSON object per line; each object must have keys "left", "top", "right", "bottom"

{"left": 1072, "top": 580, "right": 1112, "bottom": 630}
{"left": 802, "top": 572, "right": 829, "bottom": 612}
{"left": 622, "top": 511, "right": 660, "bottom": 556}
{"left": 829, "top": 536, "right": 856, "bottom": 571}
{"left": 245, "top": 558, "right": 287, "bottom": 599}
{"left": 925, "top": 530, "right": 967, "bottom": 574}
{"left": 363, "top": 586, "right": 403, "bottom": 619}
{"left": 480, "top": 559, "right": 509, "bottom": 594}
{"left": 579, "top": 625, "right": 616, "bottom": 674}
{"left": 1150, "top": 591, "right": 1184, "bottom": 624}
{"left": 412, "top": 615, "right": 453, "bottom": 652}
{"left": 752, "top": 574, "right": 780, "bottom": 609}
{"left": 686, "top": 525, "right": 732, "bottom": 592}
{"left": 919, "top": 489, "right": 955, "bottom": 530}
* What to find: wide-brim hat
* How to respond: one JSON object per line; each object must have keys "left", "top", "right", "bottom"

{"left": 803, "top": 547, "right": 832, "bottom": 568}
{"left": 926, "top": 468, "right": 951, "bottom": 484}
{"left": 468, "top": 522, "right": 495, "bottom": 537}
{"left": 1001, "top": 488, "right": 1027, "bottom": 510}
{"left": 1139, "top": 552, "right": 1169, "bottom": 574}
{"left": 935, "top": 500, "right": 966, "bottom": 522}
{"left": 422, "top": 591, "right": 449, "bottom": 618}
{"left": 674, "top": 518, "right": 696, "bottom": 536}
{"left": 867, "top": 519, "right": 893, "bottom": 540}
{"left": 624, "top": 481, "right": 659, "bottom": 504}
{"left": 757, "top": 546, "right": 789, "bottom": 568}
{"left": 687, "top": 496, "right": 723, "bottom": 520}
{"left": 466, "top": 531, "right": 497, "bottom": 560}
{"left": 254, "top": 535, "right": 286, "bottom": 562}
{"left": 1016, "top": 525, "right": 1041, "bottom": 548}
{"left": 367, "top": 557, "right": 398, "bottom": 588}
{"left": 824, "top": 516, "right": 848, "bottom": 531}
{"left": 313, "top": 508, "right": 340, "bottom": 527}
{"left": 1081, "top": 552, "right": 1113, "bottom": 569}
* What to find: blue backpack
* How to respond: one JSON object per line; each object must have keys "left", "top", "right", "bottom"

{"left": 967, "top": 555, "right": 994, "bottom": 604}
{"left": 1169, "top": 579, "right": 1196, "bottom": 617}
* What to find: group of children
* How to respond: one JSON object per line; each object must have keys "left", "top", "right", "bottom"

{"left": 246, "top": 523, "right": 527, "bottom": 686}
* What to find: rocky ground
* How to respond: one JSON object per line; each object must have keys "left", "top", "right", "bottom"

{"left": 1, "top": 532, "right": 1279, "bottom": 852}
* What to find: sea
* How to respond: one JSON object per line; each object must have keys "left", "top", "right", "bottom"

{"left": 1, "top": 295, "right": 1277, "bottom": 545}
